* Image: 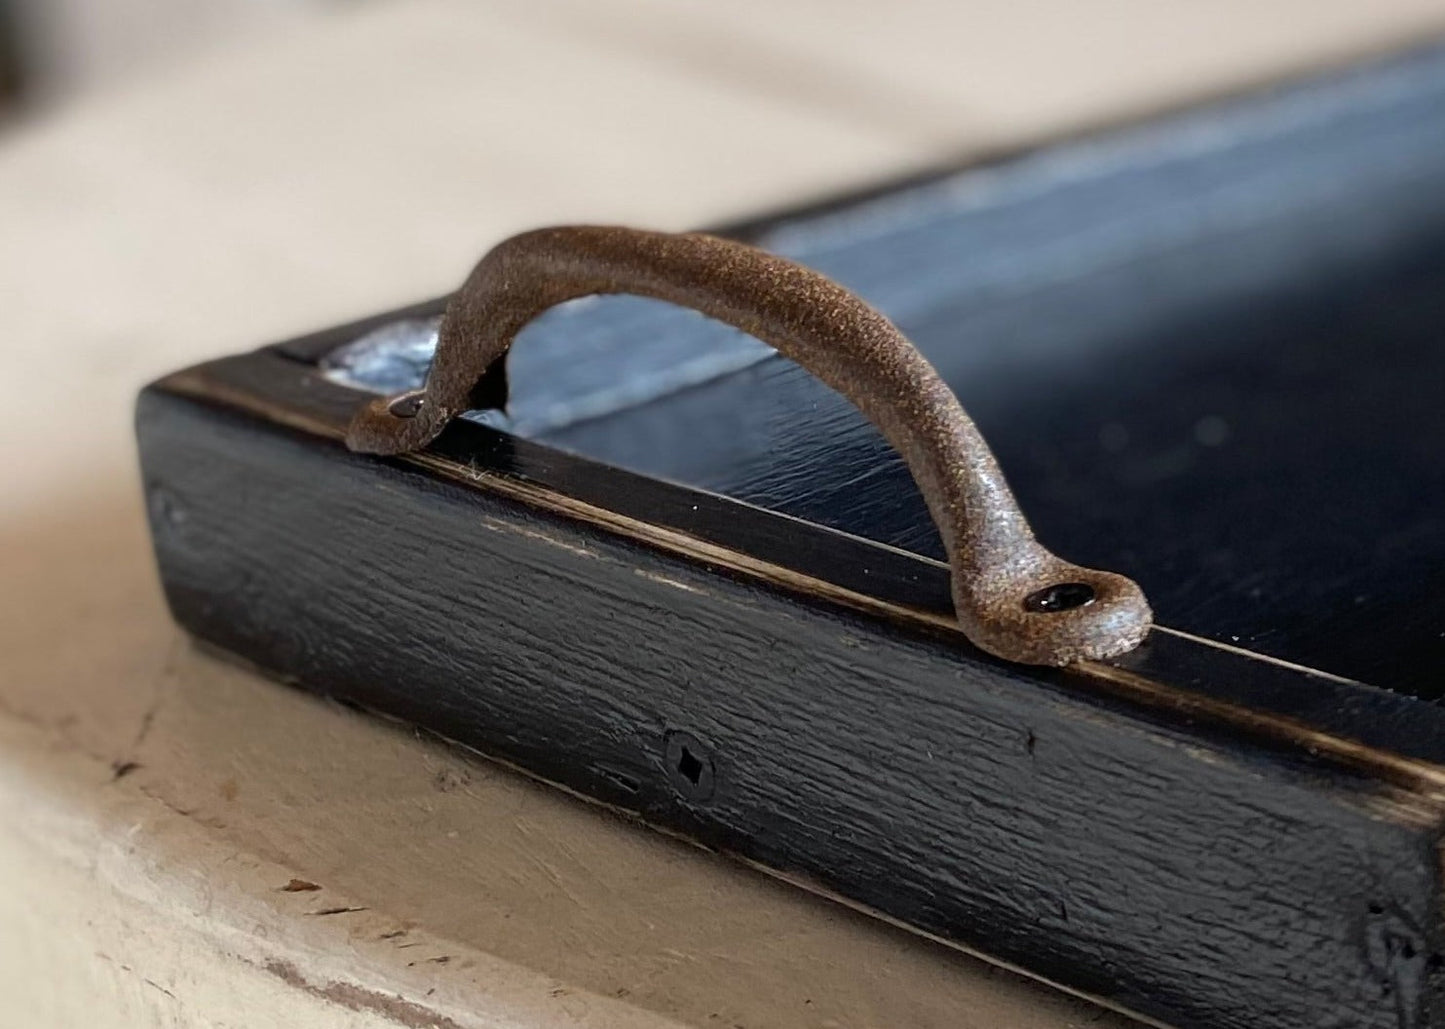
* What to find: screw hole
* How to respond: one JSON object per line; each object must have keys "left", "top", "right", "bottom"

{"left": 1024, "top": 582, "right": 1096, "bottom": 613}
{"left": 677, "top": 747, "right": 703, "bottom": 785}
{"left": 664, "top": 731, "right": 716, "bottom": 801}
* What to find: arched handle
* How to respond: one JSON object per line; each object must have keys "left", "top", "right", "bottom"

{"left": 346, "top": 226, "right": 1151, "bottom": 666}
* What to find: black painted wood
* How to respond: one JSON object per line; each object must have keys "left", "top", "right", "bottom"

{"left": 135, "top": 41, "right": 1445, "bottom": 1029}
{"left": 203, "top": 347, "right": 1445, "bottom": 771}
{"left": 137, "top": 380, "right": 1445, "bottom": 1029}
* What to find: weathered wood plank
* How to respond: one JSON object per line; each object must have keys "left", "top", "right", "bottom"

{"left": 138, "top": 382, "right": 1445, "bottom": 1029}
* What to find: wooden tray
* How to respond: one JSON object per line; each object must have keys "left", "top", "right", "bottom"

{"left": 137, "top": 42, "right": 1445, "bottom": 1029}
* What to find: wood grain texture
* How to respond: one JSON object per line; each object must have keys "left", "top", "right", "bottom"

{"left": 138, "top": 382, "right": 1445, "bottom": 1029}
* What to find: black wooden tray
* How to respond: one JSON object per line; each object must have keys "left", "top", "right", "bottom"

{"left": 137, "top": 42, "right": 1445, "bottom": 1029}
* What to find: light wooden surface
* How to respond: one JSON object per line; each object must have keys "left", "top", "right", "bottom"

{"left": 3, "top": 2, "right": 1444, "bottom": 1025}
{"left": 9, "top": 0, "right": 326, "bottom": 102}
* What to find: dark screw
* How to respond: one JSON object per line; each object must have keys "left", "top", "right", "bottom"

{"left": 387, "top": 391, "right": 426, "bottom": 418}
{"left": 1024, "top": 582, "right": 1096, "bottom": 613}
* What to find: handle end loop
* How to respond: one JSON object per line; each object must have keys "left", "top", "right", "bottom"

{"left": 347, "top": 391, "right": 447, "bottom": 455}
{"left": 956, "top": 552, "right": 1151, "bottom": 666}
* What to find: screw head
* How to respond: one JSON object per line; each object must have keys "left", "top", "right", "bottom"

{"left": 387, "top": 391, "right": 426, "bottom": 418}
{"left": 1023, "top": 582, "right": 1097, "bottom": 614}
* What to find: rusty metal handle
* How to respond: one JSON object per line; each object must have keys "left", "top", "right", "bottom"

{"left": 346, "top": 225, "right": 1151, "bottom": 665}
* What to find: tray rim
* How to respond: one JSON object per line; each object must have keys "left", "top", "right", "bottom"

{"left": 149, "top": 345, "right": 1445, "bottom": 791}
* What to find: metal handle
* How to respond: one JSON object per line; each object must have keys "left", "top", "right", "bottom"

{"left": 346, "top": 225, "right": 1151, "bottom": 665}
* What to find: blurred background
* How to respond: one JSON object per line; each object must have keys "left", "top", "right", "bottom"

{"left": 6, "top": 0, "right": 1445, "bottom": 127}
{"left": 0, "top": 0, "right": 339, "bottom": 111}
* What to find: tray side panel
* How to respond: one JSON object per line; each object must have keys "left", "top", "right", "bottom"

{"left": 137, "top": 387, "right": 1445, "bottom": 1029}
